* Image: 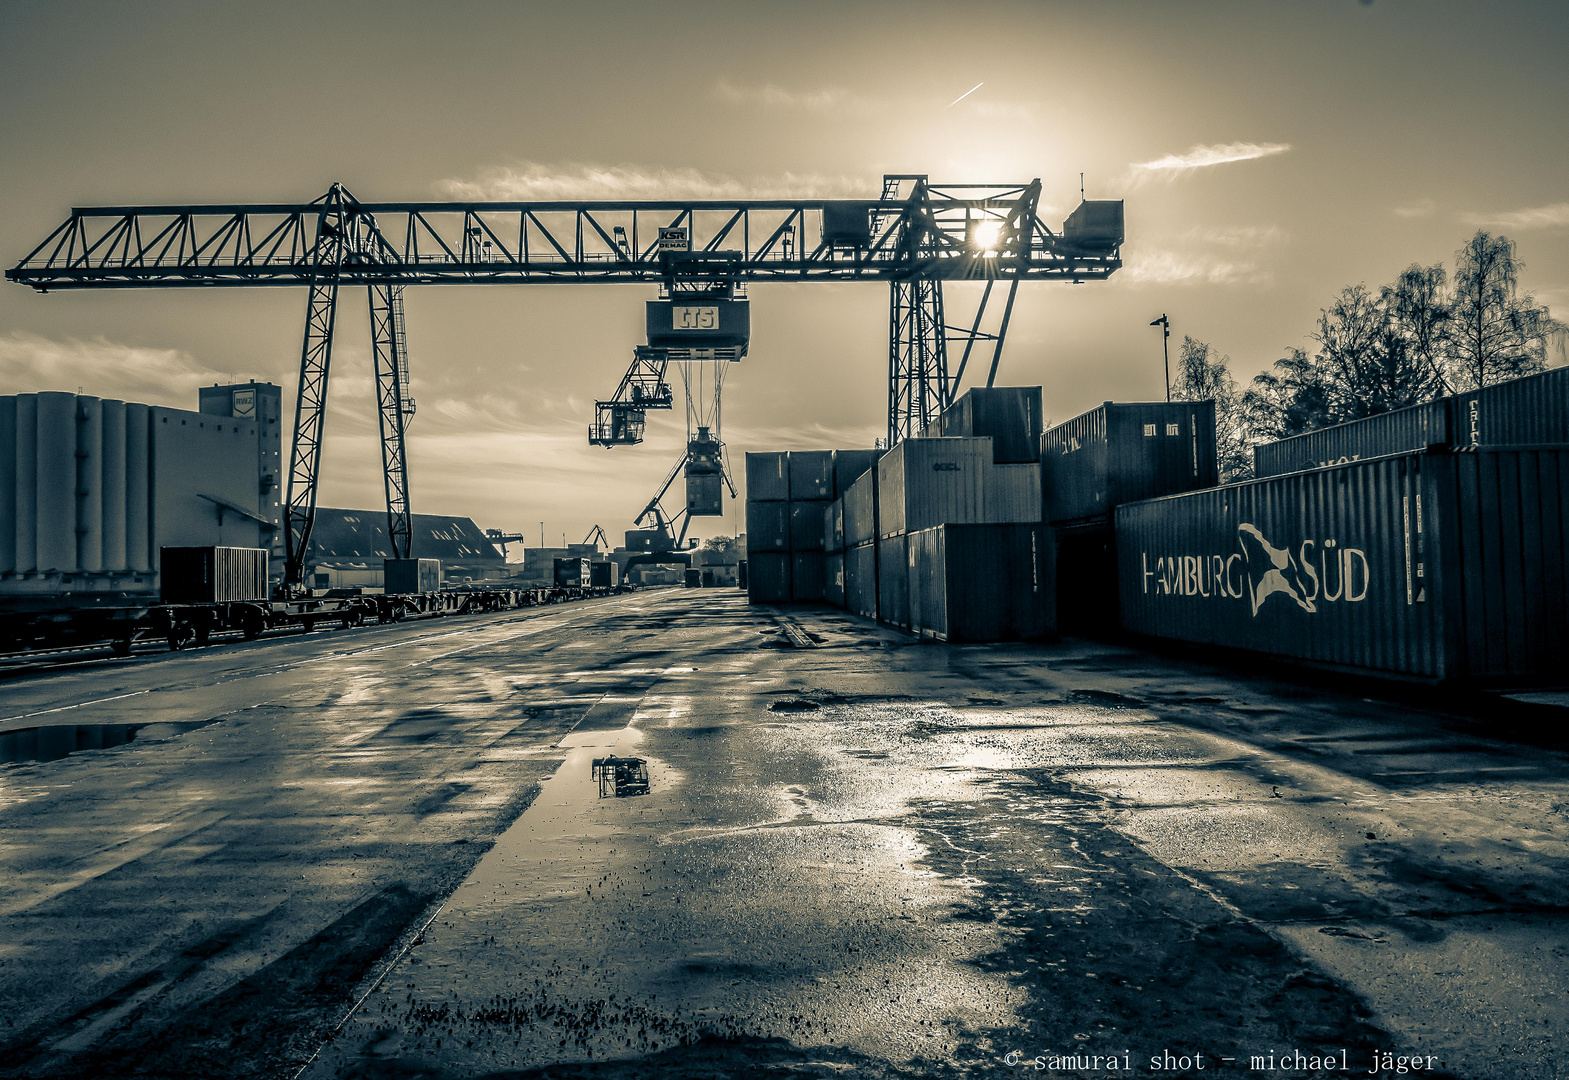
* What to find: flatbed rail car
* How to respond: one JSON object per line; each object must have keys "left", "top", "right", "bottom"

{"left": 0, "top": 582, "right": 636, "bottom": 658}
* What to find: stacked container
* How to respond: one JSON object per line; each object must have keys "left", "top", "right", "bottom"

{"left": 744, "top": 451, "right": 792, "bottom": 603}
{"left": 744, "top": 449, "right": 882, "bottom": 605}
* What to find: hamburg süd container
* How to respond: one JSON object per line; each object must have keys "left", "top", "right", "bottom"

{"left": 790, "top": 500, "right": 832, "bottom": 552}
{"left": 1116, "top": 447, "right": 1569, "bottom": 685}
{"left": 160, "top": 546, "right": 269, "bottom": 604}
{"left": 745, "top": 452, "right": 789, "bottom": 502}
{"left": 746, "top": 552, "right": 791, "bottom": 604}
{"left": 846, "top": 541, "right": 877, "bottom": 619}
{"left": 792, "top": 551, "right": 826, "bottom": 602}
{"left": 385, "top": 557, "right": 442, "bottom": 594}
{"left": 825, "top": 550, "right": 845, "bottom": 608}
{"left": 876, "top": 437, "right": 993, "bottom": 538}
{"left": 553, "top": 557, "right": 593, "bottom": 588}
{"left": 1042, "top": 400, "right": 1217, "bottom": 525}
{"left": 789, "top": 450, "right": 835, "bottom": 501}
{"left": 745, "top": 501, "right": 790, "bottom": 553}
{"left": 843, "top": 467, "right": 879, "bottom": 547}
{"left": 877, "top": 534, "right": 909, "bottom": 628}
{"left": 832, "top": 449, "right": 883, "bottom": 497}
{"left": 907, "top": 524, "right": 1056, "bottom": 642}
{"left": 940, "top": 386, "right": 1044, "bottom": 464}
{"left": 985, "top": 463, "right": 1042, "bottom": 523}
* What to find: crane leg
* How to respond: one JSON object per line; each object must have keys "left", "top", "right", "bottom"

{"left": 370, "top": 283, "right": 414, "bottom": 559}
{"left": 887, "top": 278, "right": 950, "bottom": 446}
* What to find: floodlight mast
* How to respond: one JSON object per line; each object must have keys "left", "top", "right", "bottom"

{"left": 7, "top": 177, "right": 1124, "bottom": 589}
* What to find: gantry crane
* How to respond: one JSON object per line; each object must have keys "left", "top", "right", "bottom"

{"left": 7, "top": 177, "right": 1124, "bottom": 590}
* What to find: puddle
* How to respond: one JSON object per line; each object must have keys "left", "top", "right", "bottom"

{"left": 0, "top": 720, "right": 215, "bottom": 765}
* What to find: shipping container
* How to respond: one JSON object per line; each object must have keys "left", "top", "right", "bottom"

{"left": 686, "top": 472, "right": 724, "bottom": 516}
{"left": 790, "top": 500, "right": 833, "bottom": 551}
{"left": 737, "top": 559, "right": 748, "bottom": 590}
{"left": 876, "top": 437, "right": 993, "bottom": 537}
{"left": 684, "top": 568, "right": 702, "bottom": 587}
{"left": 907, "top": 524, "right": 1055, "bottom": 642}
{"left": 985, "top": 463, "right": 1042, "bottom": 523}
{"left": 843, "top": 467, "right": 879, "bottom": 547}
{"left": 746, "top": 552, "right": 790, "bottom": 604}
{"left": 789, "top": 450, "right": 835, "bottom": 501}
{"left": 160, "top": 546, "right": 269, "bottom": 604}
{"left": 385, "top": 557, "right": 442, "bottom": 594}
{"left": 1253, "top": 399, "right": 1450, "bottom": 479}
{"left": 825, "top": 551, "right": 846, "bottom": 608}
{"left": 1452, "top": 365, "right": 1569, "bottom": 447}
{"left": 824, "top": 499, "right": 845, "bottom": 554}
{"left": 791, "top": 552, "right": 826, "bottom": 602}
{"left": 832, "top": 448, "right": 883, "bottom": 497}
{"left": 1054, "top": 522, "right": 1118, "bottom": 637}
{"left": 590, "top": 561, "right": 619, "bottom": 588}
{"left": 846, "top": 541, "right": 878, "bottom": 619}
{"left": 554, "top": 557, "right": 592, "bottom": 587}
{"left": 1042, "top": 400, "right": 1217, "bottom": 525}
{"left": 940, "top": 387, "right": 1044, "bottom": 463}
{"left": 877, "top": 534, "right": 909, "bottom": 628}
{"left": 1116, "top": 447, "right": 1569, "bottom": 686}
{"left": 745, "top": 501, "right": 791, "bottom": 552}
{"left": 745, "top": 452, "right": 789, "bottom": 502}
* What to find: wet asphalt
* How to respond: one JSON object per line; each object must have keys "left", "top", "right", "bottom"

{"left": 0, "top": 589, "right": 1565, "bottom": 1079}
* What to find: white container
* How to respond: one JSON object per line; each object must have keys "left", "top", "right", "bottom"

{"left": 876, "top": 436, "right": 992, "bottom": 538}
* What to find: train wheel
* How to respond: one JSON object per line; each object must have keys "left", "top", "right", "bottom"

{"left": 241, "top": 616, "right": 263, "bottom": 641}
{"left": 110, "top": 638, "right": 133, "bottom": 657}
{"left": 166, "top": 625, "right": 194, "bottom": 651}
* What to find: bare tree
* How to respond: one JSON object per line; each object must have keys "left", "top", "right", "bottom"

{"left": 1171, "top": 336, "right": 1251, "bottom": 482}
{"left": 1381, "top": 263, "right": 1453, "bottom": 396}
{"left": 1242, "top": 347, "right": 1332, "bottom": 442}
{"left": 1447, "top": 231, "right": 1563, "bottom": 390}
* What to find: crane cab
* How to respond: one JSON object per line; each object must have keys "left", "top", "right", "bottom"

{"left": 645, "top": 297, "right": 750, "bottom": 360}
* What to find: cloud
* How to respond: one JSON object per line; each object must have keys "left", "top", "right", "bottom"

{"left": 1132, "top": 141, "right": 1291, "bottom": 173}
{"left": 436, "top": 162, "right": 869, "bottom": 201}
{"left": 0, "top": 332, "right": 231, "bottom": 407}
{"left": 1393, "top": 198, "right": 1437, "bottom": 219}
{"left": 1181, "top": 224, "right": 1286, "bottom": 248}
{"left": 1464, "top": 202, "right": 1569, "bottom": 230}
{"left": 1118, "top": 249, "right": 1269, "bottom": 286}
{"left": 713, "top": 81, "right": 856, "bottom": 111}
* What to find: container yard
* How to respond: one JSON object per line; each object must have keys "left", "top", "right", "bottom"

{"left": 3, "top": 5, "right": 1568, "bottom": 1079}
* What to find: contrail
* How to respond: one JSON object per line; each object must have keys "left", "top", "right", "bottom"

{"left": 949, "top": 82, "right": 983, "bottom": 107}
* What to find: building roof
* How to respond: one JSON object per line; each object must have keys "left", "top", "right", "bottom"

{"left": 307, "top": 508, "right": 505, "bottom": 563}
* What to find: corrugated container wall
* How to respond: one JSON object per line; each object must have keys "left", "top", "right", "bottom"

{"left": 746, "top": 502, "right": 790, "bottom": 552}
{"left": 791, "top": 552, "right": 826, "bottom": 602}
{"left": 745, "top": 452, "right": 790, "bottom": 502}
{"left": 985, "top": 463, "right": 1042, "bottom": 523}
{"left": 877, "top": 437, "right": 993, "bottom": 537}
{"left": 907, "top": 524, "right": 1056, "bottom": 642}
{"left": 590, "top": 561, "right": 618, "bottom": 588}
{"left": 843, "top": 468, "right": 879, "bottom": 547}
{"left": 846, "top": 542, "right": 877, "bottom": 619}
{"left": 833, "top": 449, "right": 883, "bottom": 497}
{"left": 386, "top": 558, "right": 443, "bottom": 594}
{"left": 789, "top": 450, "right": 835, "bottom": 501}
{"left": 1042, "top": 401, "right": 1217, "bottom": 525}
{"left": 790, "top": 501, "right": 832, "bottom": 551}
{"left": 746, "top": 552, "right": 791, "bottom": 603}
{"left": 160, "top": 546, "right": 269, "bottom": 604}
{"left": 825, "top": 551, "right": 846, "bottom": 608}
{"left": 824, "top": 500, "right": 845, "bottom": 554}
{"left": 940, "top": 387, "right": 1043, "bottom": 463}
{"left": 1452, "top": 365, "right": 1569, "bottom": 447}
{"left": 1116, "top": 447, "right": 1569, "bottom": 686}
{"left": 1253, "top": 399, "right": 1451, "bottom": 479}
{"left": 877, "top": 534, "right": 909, "bottom": 628}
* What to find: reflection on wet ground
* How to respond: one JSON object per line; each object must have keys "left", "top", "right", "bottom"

{"left": 0, "top": 720, "right": 218, "bottom": 764}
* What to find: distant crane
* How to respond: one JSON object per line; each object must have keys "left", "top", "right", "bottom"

{"left": 7, "top": 177, "right": 1123, "bottom": 590}
{"left": 483, "top": 528, "right": 528, "bottom": 558}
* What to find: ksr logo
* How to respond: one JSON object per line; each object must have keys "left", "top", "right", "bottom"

{"left": 1140, "top": 523, "right": 1370, "bottom": 615}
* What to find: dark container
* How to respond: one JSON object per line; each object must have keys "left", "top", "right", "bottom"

{"left": 737, "top": 559, "right": 748, "bottom": 590}
{"left": 1253, "top": 399, "right": 1450, "bottom": 479}
{"left": 791, "top": 552, "right": 826, "bottom": 602}
{"left": 160, "top": 546, "right": 268, "bottom": 604}
{"left": 385, "top": 557, "right": 442, "bottom": 595}
{"left": 940, "top": 387, "right": 1044, "bottom": 463}
{"left": 843, "top": 467, "right": 879, "bottom": 547}
{"left": 877, "top": 437, "right": 992, "bottom": 537}
{"left": 877, "top": 534, "right": 909, "bottom": 628}
{"left": 746, "top": 552, "right": 790, "bottom": 604}
{"left": 1054, "top": 522, "right": 1118, "bottom": 637}
{"left": 686, "top": 472, "right": 724, "bottom": 516}
{"left": 684, "top": 568, "right": 702, "bottom": 588}
{"left": 589, "top": 561, "right": 618, "bottom": 588}
{"left": 1042, "top": 400, "right": 1217, "bottom": 525}
{"left": 833, "top": 448, "right": 883, "bottom": 496}
{"left": 554, "top": 557, "right": 592, "bottom": 588}
{"left": 745, "top": 501, "right": 791, "bottom": 552}
{"left": 645, "top": 297, "right": 750, "bottom": 350}
{"left": 789, "top": 450, "right": 835, "bottom": 501}
{"left": 745, "top": 452, "right": 789, "bottom": 502}
{"left": 825, "top": 551, "right": 846, "bottom": 608}
{"left": 1060, "top": 200, "right": 1125, "bottom": 255}
{"left": 1116, "top": 447, "right": 1569, "bottom": 686}
{"left": 1451, "top": 365, "right": 1569, "bottom": 447}
{"left": 824, "top": 499, "right": 845, "bottom": 554}
{"left": 790, "top": 500, "right": 832, "bottom": 551}
{"left": 907, "top": 524, "right": 1056, "bottom": 642}
{"left": 847, "top": 541, "right": 877, "bottom": 619}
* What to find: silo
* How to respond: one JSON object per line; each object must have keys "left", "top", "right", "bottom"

{"left": 14, "top": 395, "right": 37, "bottom": 573}
{"left": 35, "top": 392, "right": 78, "bottom": 573}
{"left": 76, "top": 396, "right": 104, "bottom": 574}
{"left": 125, "top": 403, "right": 151, "bottom": 573}
{"left": 0, "top": 397, "right": 15, "bottom": 574}
{"left": 101, "top": 400, "right": 127, "bottom": 572}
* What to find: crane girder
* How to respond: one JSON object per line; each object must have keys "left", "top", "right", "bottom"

{"left": 7, "top": 182, "right": 1120, "bottom": 290}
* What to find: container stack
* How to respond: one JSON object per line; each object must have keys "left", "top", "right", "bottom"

{"left": 744, "top": 449, "right": 880, "bottom": 605}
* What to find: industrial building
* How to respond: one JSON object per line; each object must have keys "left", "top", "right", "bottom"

{"left": 304, "top": 509, "right": 509, "bottom": 590}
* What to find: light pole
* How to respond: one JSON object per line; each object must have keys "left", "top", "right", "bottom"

{"left": 1150, "top": 314, "right": 1171, "bottom": 402}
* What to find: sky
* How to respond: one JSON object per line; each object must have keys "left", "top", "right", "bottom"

{"left": 2, "top": 0, "right": 1566, "bottom": 549}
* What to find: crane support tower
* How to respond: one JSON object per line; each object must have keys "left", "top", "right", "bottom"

{"left": 8, "top": 176, "right": 1124, "bottom": 588}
